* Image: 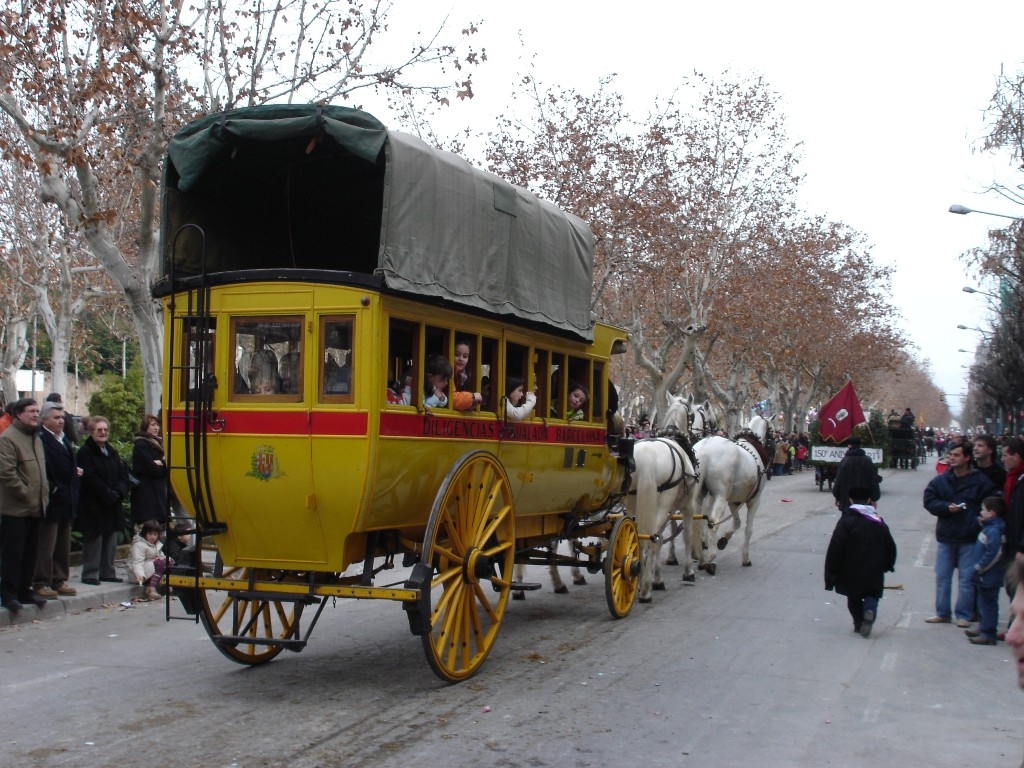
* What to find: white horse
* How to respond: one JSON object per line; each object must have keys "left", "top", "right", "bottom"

{"left": 624, "top": 394, "right": 702, "bottom": 602}
{"left": 692, "top": 415, "right": 769, "bottom": 572}
{"left": 664, "top": 396, "right": 717, "bottom": 567}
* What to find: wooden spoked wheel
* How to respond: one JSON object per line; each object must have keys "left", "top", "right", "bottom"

{"left": 199, "top": 557, "right": 305, "bottom": 666}
{"left": 604, "top": 516, "right": 640, "bottom": 619}
{"left": 420, "top": 451, "right": 515, "bottom": 682}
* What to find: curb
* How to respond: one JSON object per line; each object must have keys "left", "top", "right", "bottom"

{"left": 0, "top": 560, "right": 149, "bottom": 629}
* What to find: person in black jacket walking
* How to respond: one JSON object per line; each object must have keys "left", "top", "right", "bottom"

{"left": 825, "top": 485, "right": 898, "bottom": 637}
{"left": 76, "top": 416, "right": 130, "bottom": 585}
{"left": 832, "top": 437, "right": 880, "bottom": 511}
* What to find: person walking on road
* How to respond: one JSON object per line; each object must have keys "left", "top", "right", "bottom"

{"left": 923, "top": 441, "right": 994, "bottom": 627}
{"left": 825, "top": 485, "right": 897, "bottom": 637}
{"left": 832, "top": 436, "right": 879, "bottom": 511}
{"left": 0, "top": 398, "right": 49, "bottom": 612}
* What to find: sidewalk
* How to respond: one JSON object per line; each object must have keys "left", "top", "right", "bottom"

{"left": 0, "top": 557, "right": 146, "bottom": 628}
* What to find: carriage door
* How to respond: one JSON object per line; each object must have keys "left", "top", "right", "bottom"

{"left": 220, "top": 315, "right": 325, "bottom": 566}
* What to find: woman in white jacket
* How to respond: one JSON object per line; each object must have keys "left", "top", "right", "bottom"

{"left": 505, "top": 378, "right": 537, "bottom": 421}
{"left": 129, "top": 520, "right": 167, "bottom": 601}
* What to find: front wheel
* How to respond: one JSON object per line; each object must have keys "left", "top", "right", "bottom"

{"left": 420, "top": 451, "right": 515, "bottom": 683}
{"left": 604, "top": 516, "right": 640, "bottom": 618}
{"left": 199, "top": 555, "right": 304, "bottom": 666}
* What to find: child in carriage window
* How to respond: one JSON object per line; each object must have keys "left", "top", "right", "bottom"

{"left": 388, "top": 365, "right": 413, "bottom": 405}
{"left": 566, "top": 383, "right": 589, "bottom": 421}
{"left": 505, "top": 377, "right": 537, "bottom": 421}
{"left": 450, "top": 339, "right": 484, "bottom": 411}
{"left": 423, "top": 355, "right": 452, "bottom": 408}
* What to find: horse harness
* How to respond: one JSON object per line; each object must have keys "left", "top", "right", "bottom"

{"left": 732, "top": 430, "right": 768, "bottom": 505}
{"left": 645, "top": 428, "right": 701, "bottom": 494}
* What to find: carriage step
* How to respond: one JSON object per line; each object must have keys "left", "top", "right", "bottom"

{"left": 214, "top": 634, "right": 307, "bottom": 651}
{"left": 227, "top": 590, "right": 321, "bottom": 605}
{"left": 510, "top": 582, "right": 542, "bottom": 591}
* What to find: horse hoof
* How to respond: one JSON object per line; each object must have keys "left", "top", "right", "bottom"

{"left": 665, "top": 556, "right": 678, "bottom": 566}
{"left": 639, "top": 595, "right": 652, "bottom": 604}
{"left": 573, "top": 576, "right": 587, "bottom": 586}
{"left": 716, "top": 537, "right": 728, "bottom": 551}
{"left": 682, "top": 573, "right": 695, "bottom": 583}
{"left": 652, "top": 581, "right": 666, "bottom": 591}
{"left": 705, "top": 564, "right": 717, "bottom": 576}
{"left": 742, "top": 560, "right": 752, "bottom": 567}
{"left": 512, "top": 591, "right": 525, "bottom": 600}
{"left": 554, "top": 585, "right": 569, "bottom": 594}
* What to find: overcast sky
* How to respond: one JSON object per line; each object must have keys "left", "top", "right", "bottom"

{"left": 386, "top": 1, "right": 1024, "bottom": 421}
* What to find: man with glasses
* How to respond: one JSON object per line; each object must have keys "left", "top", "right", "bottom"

{"left": 0, "top": 399, "right": 49, "bottom": 612}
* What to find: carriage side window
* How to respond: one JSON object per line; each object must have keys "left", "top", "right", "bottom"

{"left": 567, "top": 356, "right": 592, "bottom": 421}
{"left": 534, "top": 348, "right": 551, "bottom": 418}
{"left": 450, "top": 332, "right": 498, "bottom": 412}
{"left": 231, "top": 317, "right": 303, "bottom": 401}
{"left": 478, "top": 336, "right": 498, "bottom": 410}
{"left": 593, "top": 361, "right": 606, "bottom": 421}
{"left": 548, "top": 352, "right": 566, "bottom": 418}
{"left": 180, "top": 318, "right": 216, "bottom": 401}
{"left": 320, "top": 317, "right": 354, "bottom": 402}
{"left": 387, "top": 319, "right": 419, "bottom": 405}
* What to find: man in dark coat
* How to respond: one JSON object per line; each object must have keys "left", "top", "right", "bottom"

{"left": 832, "top": 437, "right": 879, "bottom": 511}
{"left": 825, "top": 485, "right": 898, "bottom": 637}
{"left": 33, "top": 401, "right": 81, "bottom": 598}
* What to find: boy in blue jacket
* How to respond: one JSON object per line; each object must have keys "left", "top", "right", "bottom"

{"left": 966, "top": 496, "right": 1008, "bottom": 645}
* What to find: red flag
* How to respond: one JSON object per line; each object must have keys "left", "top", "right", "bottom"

{"left": 818, "top": 381, "right": 866, "bottom": 444}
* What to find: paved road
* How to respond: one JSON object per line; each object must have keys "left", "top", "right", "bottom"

{"left": 2, "top": 464, "right": 1021, "bottom": 767}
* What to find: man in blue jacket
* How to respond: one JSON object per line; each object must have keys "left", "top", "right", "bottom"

{"left": 923, "top": 441, "right": 995, "bottom": 627}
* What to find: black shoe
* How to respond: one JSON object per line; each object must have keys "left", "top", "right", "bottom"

{"left": 859, "top": 609, "right": 875, "bottom": 638}
{"left": 99, "top": 577, "right": 124, "bottom": 583}
{"left": 2, "top": 599, "right": 23, "bottom": 612}
{"left": 19, "top": 594, "right": 47, "bottom": 608}
{"left": 965, "top": 628, "right": 980, "bottom": 638}
{"left": 81, "top": 578, "right": 101, "bottom": 586}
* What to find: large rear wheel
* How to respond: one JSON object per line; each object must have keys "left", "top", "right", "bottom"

{"left": 604, "top": 516, "right": 640, "bottom": 618}
{"left": 420, "top": 451, "right": 515, "bottom": 682}
{"left": 199, "top": 556, "right": 305, "bottom": 666}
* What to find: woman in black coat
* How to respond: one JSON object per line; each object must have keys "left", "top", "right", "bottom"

{"left": 76, "top": 416, "right": 130, "bottom": 584}
{"left": 130, "top": 414, "right": 168, "bottom": 525}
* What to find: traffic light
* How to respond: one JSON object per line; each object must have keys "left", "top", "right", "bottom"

{"left": 939, "top": 393, "right": 946, "bottom": 402}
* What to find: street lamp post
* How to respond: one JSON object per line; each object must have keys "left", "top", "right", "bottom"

{"left": 949, "top": 204, "right": 1024, "bottom": 222}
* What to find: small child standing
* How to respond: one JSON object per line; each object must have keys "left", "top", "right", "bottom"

{"left": 129, "top": 519, "right": 167, "bottom": 601}
{"left": 825, "top": 485, "right": 898, "bottom": 638}
{"left": 966, "top": 496, "right": 1008, "bottom": 646}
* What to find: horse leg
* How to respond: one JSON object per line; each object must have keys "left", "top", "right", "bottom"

{"left": 716, "top": 502, "right": 742, "bottom": 551}
{"left": 665, "top": 520, "right": 679, "bottom": 566}
{"left": 741, "top": 498, "right": 761, "bottom": 567}
{"left": 512, "top": 564, "right": 526, "bottom": 600}
{"left": 547, "top": 539, "right": 569, "bottom": 593}
{"left": 569, "top": 538, "right": 587, "bottom": 585}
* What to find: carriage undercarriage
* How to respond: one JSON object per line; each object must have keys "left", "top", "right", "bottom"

{"left": 166, "top": 450, "right": 642, "bottom": 682}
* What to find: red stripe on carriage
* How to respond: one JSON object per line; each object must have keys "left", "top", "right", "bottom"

{"left": 167, "top": 410, "right": 368, "bottom": 436}
{"left": 378, "top": 412, "right": 606, "bottom": 444}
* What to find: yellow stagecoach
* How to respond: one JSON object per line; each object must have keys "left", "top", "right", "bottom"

{"left": 157, "top": 104, "right": 637, "bottom": 681}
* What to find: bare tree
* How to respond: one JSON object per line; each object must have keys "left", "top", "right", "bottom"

{"left": 0, "top": 0, "right": 483, "bottom": 411}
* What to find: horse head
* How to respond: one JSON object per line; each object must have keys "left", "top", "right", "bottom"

{"left": 747, "top": 415, "right": 768, "bottom": 443}
{"left": 660, "top": 394, "right": 693, "bottom": 437}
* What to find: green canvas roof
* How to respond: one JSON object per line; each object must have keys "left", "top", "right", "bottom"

{"left": 164, "top": 104, "right": 595, "bottom": 340}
